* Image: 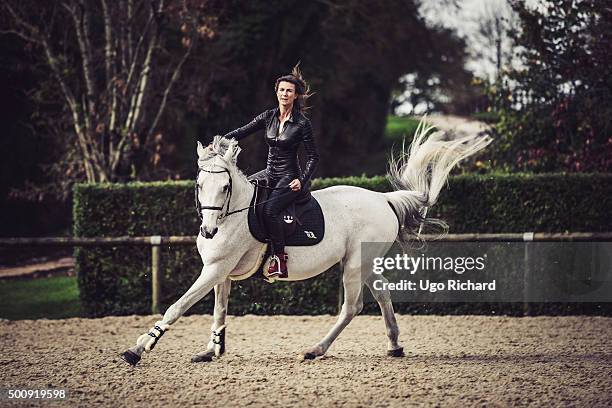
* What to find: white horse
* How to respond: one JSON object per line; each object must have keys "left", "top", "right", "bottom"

{"left": 121, "top": 121, "right": 491, "bottom": 365}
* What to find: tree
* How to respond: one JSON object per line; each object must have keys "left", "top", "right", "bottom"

{"left": 470, "top": 0, "right": 519, "bottom": 83}
{"left": 388, "top": 0, "right": 493, "bottom": 117}
{"left": 2, "top": 0, "right": 478, "bottom": 187}
{"left": 1, "top": 0, "right": 216, "bottom": 188}
{"left": 181, "top": 0, "right": 471, "bottom": 176}
{"left": 493, "top": 0, "right": 612, "bottom": 172}
{"left": 390, "top": 27, "right": 476, "bottom": 116}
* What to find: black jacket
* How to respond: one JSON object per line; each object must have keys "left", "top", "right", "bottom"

{"left": 223, "top": 108, "right": 319, "bottom": 184}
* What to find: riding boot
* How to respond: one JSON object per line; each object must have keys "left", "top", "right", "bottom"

{"left": 266, "top": 215, "right": 288, "bottom": 277}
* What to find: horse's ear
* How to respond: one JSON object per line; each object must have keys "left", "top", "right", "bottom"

{"left": 197, "top": 141, "right": 208, "bottom": 158}
{"left": 223, "top": 140, "right": 241, "bottom": 164}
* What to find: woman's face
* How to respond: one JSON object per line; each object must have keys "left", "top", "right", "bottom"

{"left": 276, "top": 81, "right": 297, "bottom": 108}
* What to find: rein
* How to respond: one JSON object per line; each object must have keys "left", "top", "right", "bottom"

{"left": 195, "top": 166, "right": 294, "bottom": 221}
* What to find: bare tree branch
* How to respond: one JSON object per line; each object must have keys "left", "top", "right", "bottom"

{"left": 101, "top": 0, "right": 119, "bottom": 146}
{"left": 0, "top": 29, "right": 42, "bottom": 44}
{"left": 38, "top": 39, "right": 96, "bottom": 180}
{"left": 127, "top": 0, "right": 134, "bottom": 63}
{"left": 125, "top": 1, "right": 163, "bottom": 135}
{"left": 113, "top": 27, "right": 158, "bottom": 174}
{"left": 5, "top": 0, "right": 98, "bottom": 182}
{"left": 63, "top": 1, "right": 97, "bottom": 119}
{"left": 64, "top": 0, "right": 112, "bottom": 179}
{"left": 125, "top": 12, "right": 155, "bottom": 95}
{"left": 146, "top": 37, "right": 194, "bottom": 140}
{"left": 4, "top": 3, "right": 40, "bottom": 34}
{"left": 128, "top": 29, "right": 156, "bottom": 132}
{"left": 4, "top": 0, "right": 202, "bottom": 184}
{"left": 100, "top": 0, "right": 114, "bottom": 85}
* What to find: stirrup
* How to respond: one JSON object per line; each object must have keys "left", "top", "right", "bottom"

{"left": 267, "top": 254, "right": 283, "bottom": 277}
{"left": 264, "top": 252, "right": 287, "bottom": 283}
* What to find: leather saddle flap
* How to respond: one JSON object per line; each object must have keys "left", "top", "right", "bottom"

{"left": 247, "top": 181, "right": 325, "bottom": 246}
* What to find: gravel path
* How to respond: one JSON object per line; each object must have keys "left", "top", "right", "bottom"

{"left": 427, "top": 114, "right": 491, "bottom": 138}
{"left": 1, "top": 315, "right": 611, "bottom": 407}
{"left": 0, "top": 257, "right": 74, "bottom": 279}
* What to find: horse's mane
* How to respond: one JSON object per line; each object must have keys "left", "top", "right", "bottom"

{"left": 198, "top": 136, "right": 235, "bottom": 163}
{"left": 198, "top": 136, "right": 249, "bottom": 182}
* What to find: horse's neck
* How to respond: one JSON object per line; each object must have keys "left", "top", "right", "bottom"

{"left": 231, "top": 172, "right": 254, "bottom": 212}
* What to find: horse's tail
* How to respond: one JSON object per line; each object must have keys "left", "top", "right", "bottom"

{"left": 384, "top": 119, "right": 491, "bottom": 245}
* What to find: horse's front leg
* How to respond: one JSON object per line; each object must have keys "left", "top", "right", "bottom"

{"left": 191, "top": 278, "right": 231, "bottom": 363}
{"left": 121, "top": 263, "right": 229, "bottom": 366}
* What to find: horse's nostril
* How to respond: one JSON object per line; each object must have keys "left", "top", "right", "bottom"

{"left": 200, "top": 225, "right": 218, "bottom": 239}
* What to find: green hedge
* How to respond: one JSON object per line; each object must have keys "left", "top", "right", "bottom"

{"left": 74, "top": 173, "right": 612, "bottom": 317}
{"left": 430, "top": 173, "right": 612, "bottom": 233}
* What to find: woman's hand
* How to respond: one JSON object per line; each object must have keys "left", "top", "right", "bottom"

{"left": 288, "top": 179, "right": 301, "bottom": 191}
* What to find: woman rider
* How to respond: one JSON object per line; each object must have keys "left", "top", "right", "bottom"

{"left": 223, "top": 66, "right": 319, "bottom": 277}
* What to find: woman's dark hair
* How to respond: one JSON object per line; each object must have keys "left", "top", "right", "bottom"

{"left": 274, "top": 63, "right": 312, "bottom": 112}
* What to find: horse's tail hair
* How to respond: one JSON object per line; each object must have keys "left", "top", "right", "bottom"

{"left": 385, "top": 118, "right": 492, "bottom": 245}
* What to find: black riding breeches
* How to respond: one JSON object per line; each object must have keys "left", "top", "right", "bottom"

{"left": 262, "top": 175, "right": 301, "bottom": 253}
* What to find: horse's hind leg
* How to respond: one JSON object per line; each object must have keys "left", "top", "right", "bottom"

{"left": 365, "top": 274, "right": 404, "bottom": 357}
{"left": 192, "top": 278, "right": 231, "bottom": 363}
{"left": 302, "top": 262, "right": 364, "bottom": 360}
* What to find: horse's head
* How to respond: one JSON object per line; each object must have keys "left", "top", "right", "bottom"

{"left": 195, "top": 137, "right": 242, "bottom": 239}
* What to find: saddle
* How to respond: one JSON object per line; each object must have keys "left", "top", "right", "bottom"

{"left": 247, "top": 179, "right": 325, "bottom": 247}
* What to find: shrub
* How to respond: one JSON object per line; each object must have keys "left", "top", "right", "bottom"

{"left": 74, "top": 173, "right": 612, "bottom": 316}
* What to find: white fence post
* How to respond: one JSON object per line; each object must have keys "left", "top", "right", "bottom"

{"left": 150, "top": 236, "right": 162, "bottom": 315}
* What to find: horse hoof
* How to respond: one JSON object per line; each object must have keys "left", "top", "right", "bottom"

{"left": 303, "top": 352, "right": 317, "bottom": 360}
{"left": 191, "top": 352, "right": 214, "bottom": 363}
{"left": 121, "top": 350, "right": 141, "bottom": 366}
{"left": 387, "top": 347, "right": 405, "bottom": 358}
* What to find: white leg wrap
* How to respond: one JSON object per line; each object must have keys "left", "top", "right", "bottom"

{"left": 212, "top": 324, "right": 226, "bottom": 357}
{"left": 138, "top": 322, "right": 170, "bottom": 352}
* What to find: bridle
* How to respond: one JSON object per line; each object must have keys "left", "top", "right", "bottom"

{"left": 195, "top": 166, "right": 235, "bottom": 221}
{"left": 195, "top": 164, "right": 303, "bottom": 223}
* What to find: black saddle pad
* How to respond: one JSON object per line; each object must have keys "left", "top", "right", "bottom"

{"left": 247, "top": 187, "right": 325, "bottom": 246}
